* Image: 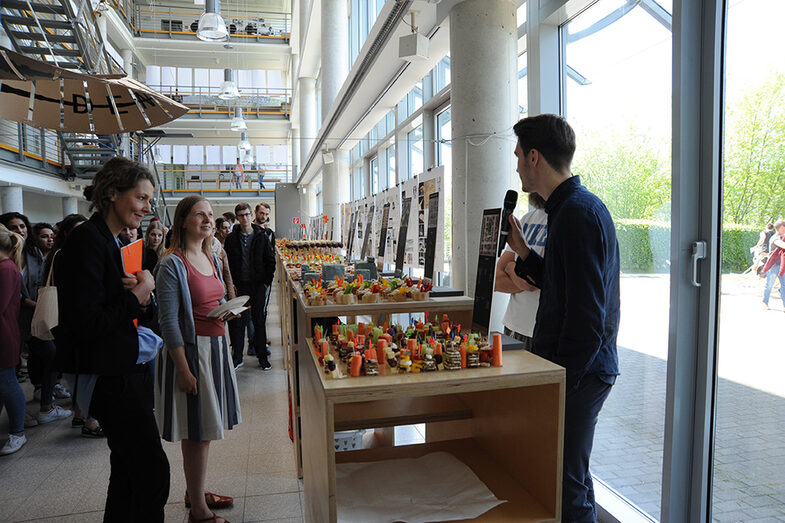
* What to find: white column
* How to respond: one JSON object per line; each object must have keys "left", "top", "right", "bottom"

{"left": 1, "top": 186, "right": 23, "bottom": 214}
{"left": 320, "top": 0, "right": 349, "bottom": 240}
{"left": 96, "top": 12, "right": 107, "bottom": 40}
{"left": 322, "top": 150, "right": 349, "bottom": 240}
{"left": 120, "top": 49, "right": 134, "bottom": 78}
{"left": 307, "top": 182, "right": 318, "bottom": 218}
{"left": 62, "top": 196, "right": 78, "bottom": 216}
{"left": 299, "top": 185, "right": 311, "bottom": 220}
{"left": 299, "top": 77, "right": 317, "bottom": 170}
{"left": 299, "top": 0, "right": 312, "bottom": 55}
{"left": 291, "top": 129, "right": 300, "bottom": 180}
{"left": 320, "top": 0, "right": 349, "bottom": 121}
{"left": 450, "top": 0, "right": 517, "bottom": 299}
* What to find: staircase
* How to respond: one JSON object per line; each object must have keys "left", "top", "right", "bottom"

{"left": 1, "top": 0, "right": 124, "bottom": 175}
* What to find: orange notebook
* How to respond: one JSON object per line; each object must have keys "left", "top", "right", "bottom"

{"left": 120, "top": 239, "right": 144, "bottom": 327}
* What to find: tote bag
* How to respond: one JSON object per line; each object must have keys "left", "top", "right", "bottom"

{"left": 31, "top": 252, "right": 58, "bottom": 341}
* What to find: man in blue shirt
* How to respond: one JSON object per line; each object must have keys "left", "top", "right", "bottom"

{"left": 505, "top": 114, "right": 620, "bottom": 522}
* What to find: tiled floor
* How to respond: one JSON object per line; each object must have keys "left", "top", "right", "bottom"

{"left": 0, "top": 285, "right": 305, "bottom": 523}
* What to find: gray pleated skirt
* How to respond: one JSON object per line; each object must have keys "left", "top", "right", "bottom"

{"left": 155, "top": 334, "right": 242, "bottom": 442}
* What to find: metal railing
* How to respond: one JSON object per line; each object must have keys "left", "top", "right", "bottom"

{"left": 157, "top": 165, "right": 291, "bottom": 193}
{"left": 146, "top": 85, "right": 291, "bottom": 118}
{"left": 0, "top": 120, "right": 64, "bottom": 170}
{"left": 106, "top": 0, "right": 290, "bottom": 42}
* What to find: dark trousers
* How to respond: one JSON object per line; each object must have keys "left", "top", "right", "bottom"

{"left": 28, "top": 337, "right": 57, "bottom": 406}
{"left": 90, "top": 365, "right": 170, "bottom": 523}
{"left": 562, "top": 373, "right": 613, "bottom": 523}
{"left": 229, "top": 281, "right": 269, "bottom": 366}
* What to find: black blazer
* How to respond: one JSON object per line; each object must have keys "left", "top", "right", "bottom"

{"left": 53, "top": 213, "right": 142, "bottom": 375}
{"left": 224, "top": 224, "right": 276, "bottom": 288}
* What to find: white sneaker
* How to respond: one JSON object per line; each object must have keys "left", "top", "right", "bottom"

{"left": 24, "top": 412, "right": 39, "bottom": 428}
{"left": 53, "top": 384, "right": 71, "bottom": 399}
{"left": 0, "top": 434, "right": 27, "bottom": 456}
{"left": 37, "top": 405, "right": 72, "bottom": 424}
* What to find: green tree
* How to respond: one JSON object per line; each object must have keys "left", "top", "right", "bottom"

{"left": 723, "top": 71, "right": 785, "bottom": 226}
{"left": 572, "top": 128, "right": 671, "bottom": 221}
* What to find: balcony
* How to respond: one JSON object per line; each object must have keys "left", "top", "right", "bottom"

{"left": 108, "top": 0, "right": 290, "bottom": 43}
{"left": 0, "top": 120, "right": 65, "bottom": 176}
{"left": 148, "top": 86, "right": 291, "bottom": 121}
{"left": 157, "top": 165, "right": 292, "bottom": 198}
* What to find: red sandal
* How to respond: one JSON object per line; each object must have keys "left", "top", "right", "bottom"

{"left": 188, "top": 511, "right": 230, "bottom": 523}
{"left": 184, "top": 491, "right": 234, "bottom": 509}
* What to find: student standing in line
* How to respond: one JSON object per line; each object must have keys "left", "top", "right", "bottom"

{"left": 54, "top": 157, "right": 170, "bottom": 522}
{"left": 155, "top": 195, "right": 241, "bottom": 523}
{"left": 0, "top": 225, "right": 27, "bottom": 455}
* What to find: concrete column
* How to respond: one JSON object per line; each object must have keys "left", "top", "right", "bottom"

{"left": 291, "top": 129, "right": 300, "bottom": 180}
{"left": 62, "top": 196, "right": 78, "bottom": 216}
{"left": 450, "top": 0, "right": 517, "bottom": 300}
{"left": 120, "top": 49, "right": 134, "bottom": 78}
{"left": 96, "top": 12, "right": 107, "bottom": 41}
{"left": 1, "top": 186, "right": 23, "bottom": 214}
{"left": 299, "top": 77, "right": 317, "bottom": 170}
{"left": 307, "top": 182, "right": 318, "bottom": 219}
{"left": 321, "top": 150, "right": 349, "bottom": 240}
{"left": 299, "top": 185, "right": 311, "bottom": 221}
{"left": 320, "top": 0, "right": 348, "bottom": 121}
{"left": 299, "top": 0, "right": 312, "bottom": 55}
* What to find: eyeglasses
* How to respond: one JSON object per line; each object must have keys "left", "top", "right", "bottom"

{"left": 237, "top": 212, "right": 252, "bottom": 218}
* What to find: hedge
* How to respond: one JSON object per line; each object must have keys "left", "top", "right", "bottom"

{"left": 614, "top": 219, "right": 760, "bottom": 274}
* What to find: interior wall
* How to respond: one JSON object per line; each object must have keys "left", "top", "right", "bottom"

{"left": 22, "top": 192, "right": 73, "bottom": 225}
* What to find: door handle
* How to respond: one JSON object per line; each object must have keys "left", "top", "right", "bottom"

{"left": 691, "top": 241, "right": 707, "bottom": 287}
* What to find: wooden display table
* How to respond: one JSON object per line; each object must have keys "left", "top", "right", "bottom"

{"left": 300, "top": 337, "right": 565, "bottom": 522}
{"left": 280, "top": 260, "right": 475, "bottom": 477}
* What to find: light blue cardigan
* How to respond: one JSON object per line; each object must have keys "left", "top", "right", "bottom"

{"left": 155, "top": 252, "right": 225, "bottom": 351}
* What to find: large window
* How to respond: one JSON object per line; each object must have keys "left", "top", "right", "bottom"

{"left": 563, "top": 1, "right": 672, "bottom": 519}
{"left": 407, "top": 125, "right": 423, "bottom": 178}
{"left": 713, "top": 1, "right": 785, "bottom": 521}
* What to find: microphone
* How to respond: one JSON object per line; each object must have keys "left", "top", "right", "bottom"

{"left": 498, "top": 189, "right": 518, "bottom": 257}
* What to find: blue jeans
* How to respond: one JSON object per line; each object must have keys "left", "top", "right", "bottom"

{"left": 0, "top": 365, "right": 26, "bottom": 434}
{"left": 763, "top": 264, "right": 785, "bottom": 306}
{"left": 563, "top": 373, "right": 613, "bottom": 523}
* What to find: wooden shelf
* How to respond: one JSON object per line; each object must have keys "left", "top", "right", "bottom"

{"left": 333, "top": 396, "right": 473, "bottom": 431}
{"left": 335, "top": 438, "right": 557, "bottom": 523}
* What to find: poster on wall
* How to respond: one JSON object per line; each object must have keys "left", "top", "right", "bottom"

{"left": 417, "top": 166, "right": 445, "bottom": 272}
{"left": 360, "top": 204, "right": 375, "bottom": 260}
{"left": 400, "top": 176, "right": 419, "bottom": 267}
{"left": 394, "top": 196, "right": 413, "bottom": 277}
{"left": 473, "top": 208, "right": 502, "bottom": 333}
{"left": 377, "top": 203, "right": 391, "bottom": 259}
{"left": 423, "top": 192, "right": 440, "bottom": 279}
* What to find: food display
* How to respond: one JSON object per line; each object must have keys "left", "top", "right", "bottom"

{"left": 277, "top": 239, "right": 343, "bottom": 280}
{"left": 311, "top": 315, "right": 503, "bottom": 379}
{"left": 302, "top": 276, "right": 434, "bottom": 307}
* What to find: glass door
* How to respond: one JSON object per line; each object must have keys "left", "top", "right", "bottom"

{"left": 712, "top": 1, "right": 785, "bottom": 520}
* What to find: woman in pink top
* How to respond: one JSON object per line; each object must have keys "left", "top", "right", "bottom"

{"left": 155, "top": 196, "right": 241, "bottom": 523}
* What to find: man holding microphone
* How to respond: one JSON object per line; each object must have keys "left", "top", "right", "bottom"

{"left": 504, "top": 114, "right": 620, "bottom": 523}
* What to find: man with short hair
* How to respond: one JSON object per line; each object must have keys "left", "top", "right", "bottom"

{"left": 762, "top": 219, "right": 785, "bottom": 310}
{"left": 505, "top": 114, "right": 620, "bottom": 523}
{"left": 257, "top": 203, "right": 275, "bottom": 353}
{"left": 224, "top": 202, "right": 275, "bottom": 370}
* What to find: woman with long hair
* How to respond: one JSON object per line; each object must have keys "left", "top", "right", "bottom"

{"left": 0, "top": 225, "right": 27, "bottom": 455}
{"left": 54, "top": 157, "right": 170, "bottom": 521}
{"left": 44, "top": 214, "right": 104, "bottom": 437}
{"left": 155, "top": 195, "right": 241, "bottom": 523}
{"left": 143, "top": 218, "right": 166, "bottom": 272}
{"left": 27, "top": 222, "right": 73, "bottom": 424}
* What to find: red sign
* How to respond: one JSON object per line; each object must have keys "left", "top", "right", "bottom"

{"left": 293, "top": 217, "right": 300, "bottom": 224}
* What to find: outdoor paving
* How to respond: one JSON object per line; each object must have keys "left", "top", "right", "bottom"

{"left": 592, "top": 275, "right": 785, "bottom": 522}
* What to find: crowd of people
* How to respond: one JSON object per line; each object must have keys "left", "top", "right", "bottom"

{"left": 0, "top": 157, "right": 276, "bottom": 523}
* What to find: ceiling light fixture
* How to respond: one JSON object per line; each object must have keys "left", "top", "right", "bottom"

{"left": 196, "top": 0, "right": 228, "bottom": 41}
{"left": 238, "top": 131, "right": 251, "bottom": 152}
{"left": 230, "top": 107, "right": 247, "bottom": 131}
{"left": 218, "top": 68, "right": 239, "bottom": 100}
